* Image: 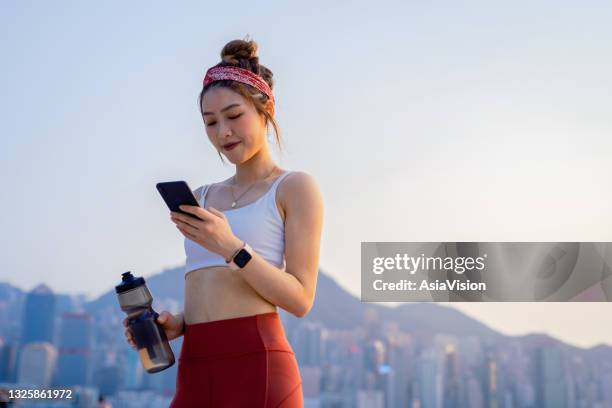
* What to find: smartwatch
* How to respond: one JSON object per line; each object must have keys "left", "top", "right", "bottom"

{"left": 226, "top": 242, "right": 253, "bottom": 270}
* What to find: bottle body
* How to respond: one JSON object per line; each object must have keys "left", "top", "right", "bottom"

{"left": 128, "top": 309, "right": 175, "bottom": 373}
{"left": 116, "top": 272, "right": 175, "bottom": 373}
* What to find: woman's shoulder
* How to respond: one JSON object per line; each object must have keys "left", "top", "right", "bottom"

{"left": 278, "top": 170, "right": 323, "bottom": 210}
{"left": 281, "top": 170, "right": 319, "bottom": 189}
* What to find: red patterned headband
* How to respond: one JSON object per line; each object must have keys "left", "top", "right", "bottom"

{"left": 203, "top": 65, "right": 275, "bottom": 105}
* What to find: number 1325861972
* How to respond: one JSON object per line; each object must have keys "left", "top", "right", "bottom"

{"left": 7, "top": 388, "right": 73, "bottom": 400}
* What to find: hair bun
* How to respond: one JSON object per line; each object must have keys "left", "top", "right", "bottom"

{"left": 220, "top": 37, "right": 259, "bottom": 66}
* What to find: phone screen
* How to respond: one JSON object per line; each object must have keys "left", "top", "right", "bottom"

{"left": 156, "top": 181, "right": 201, "bottom": 219}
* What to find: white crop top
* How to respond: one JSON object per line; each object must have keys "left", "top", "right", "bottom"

{"left": 184, "top": 170, "right": 294, "bottom": 277}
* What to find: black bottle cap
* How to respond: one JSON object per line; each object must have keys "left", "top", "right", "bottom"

{"left": 115, "top": 271, "right": 146, "bottom": 294}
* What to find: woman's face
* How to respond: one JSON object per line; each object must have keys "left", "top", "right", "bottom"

{"left": 201, "top": 86, "right": 270, "bottom": 164}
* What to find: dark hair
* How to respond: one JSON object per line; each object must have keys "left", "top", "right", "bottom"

{"left": 199, "top": 36, "right": 283, "bottom": 164}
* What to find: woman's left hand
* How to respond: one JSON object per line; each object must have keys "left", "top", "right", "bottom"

{"left": 170, "top": 205, "right": 243, "bottom": 261}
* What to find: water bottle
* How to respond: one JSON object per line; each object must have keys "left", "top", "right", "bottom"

{"left": 115, "top": 271, "right": 175, "bottom": 373}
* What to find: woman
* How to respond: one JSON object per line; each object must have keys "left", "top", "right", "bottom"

{"left": 123, "top": 37, "right": 324, "bottom": 407}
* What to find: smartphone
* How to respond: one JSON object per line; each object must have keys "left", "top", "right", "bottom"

{"left": 156, "top": 181, "right": 201, "bottom": 219}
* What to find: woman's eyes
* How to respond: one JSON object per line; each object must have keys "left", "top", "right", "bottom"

{"left": 206, "top": 113, "right": 243, "bottom": 127}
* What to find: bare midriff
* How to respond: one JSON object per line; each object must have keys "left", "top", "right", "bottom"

{"left": 183, "top": 265, "right": 278, "bottom": 325}
{"left": 183, "top": 170, "right": 287, "bottom": 325}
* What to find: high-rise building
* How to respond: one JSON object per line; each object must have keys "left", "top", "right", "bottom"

{"left": 480, "top": 350, "right": 499, "bottom": 408}
{"left": 93, "top": 365, "right": 123, "bottom": 396}
{"left": 0, "top": 337, "right": 19, "bottom": 382}
{"left": 418, "top": 348, "right": 442, "bottom": 408}
{"left": 292, "top": 321, "right": 325, "bottom": 366}
{"left": 55, "top": 312, "right": 93, "bottom": 386}
{"left": 17, "top": 342, "right": 58, "bottom": 387}
{"left": 364, "top": 339, "right": 385, "bottom": 374}
{"left": 122, "top": 346, "right": 145, "bottom": 389}
{"left": 465, "top": 375, "right": 484, "bottom": 408}
{"left": 535, "top": 346, "right": 568, "bottom": 408}
{"left": 443, "top": 344, "right": 460, "bottom": 408}
{"left": 20, "top": 284, "right": 56, "bottom": 345}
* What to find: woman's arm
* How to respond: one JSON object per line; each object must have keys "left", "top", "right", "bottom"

{"left": 173, "top": 172, "right": 324, "bottom": 318}
{"left": 231, "top": 172, "right": 324, "bottom": 317}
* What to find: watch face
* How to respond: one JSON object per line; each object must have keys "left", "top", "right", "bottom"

{"left": 234, "top": 248, "right": 252, "bottom": 268}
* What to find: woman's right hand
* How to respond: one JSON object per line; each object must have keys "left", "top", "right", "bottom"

{"left": 123, "top": 311, "right": 184, "bottom": 349}
{"left": 155, "top": 311, "right": 185, "bottom": 341}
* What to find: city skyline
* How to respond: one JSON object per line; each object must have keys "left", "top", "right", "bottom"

{"left": 2, "top": 1, "right": 612, "bottom": 353}
{"left": 2, "top": 274, "right": 612, "bottom": 407}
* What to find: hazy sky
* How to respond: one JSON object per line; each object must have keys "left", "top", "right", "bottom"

{"left": 1, "top": 1, "right": 611, "bottom": 349}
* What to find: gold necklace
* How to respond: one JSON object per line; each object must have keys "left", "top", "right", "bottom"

{"left": 229, "top": 166, "right": 278, "bottom": 208}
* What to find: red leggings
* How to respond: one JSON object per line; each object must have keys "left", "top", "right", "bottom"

{"left": 169, "top": 312, "right": 303, "bottom": 407}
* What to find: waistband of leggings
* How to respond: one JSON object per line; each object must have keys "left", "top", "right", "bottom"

{"left": 180, "top": 311, "right": 294, "bottom": 359}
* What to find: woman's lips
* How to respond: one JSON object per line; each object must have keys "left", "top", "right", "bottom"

{"left": 223, "top": 142, "right": 240, "bottom": 151}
